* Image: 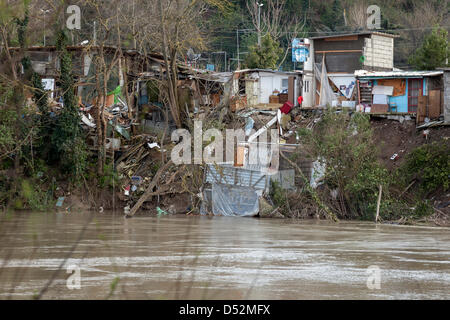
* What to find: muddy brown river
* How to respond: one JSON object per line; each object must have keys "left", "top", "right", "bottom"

{"left": 0, "top": 212, "right": 449, "bottom": 299}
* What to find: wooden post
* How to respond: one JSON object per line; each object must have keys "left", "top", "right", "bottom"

{"left": 319, "top": 55, "right": 325, "bottom": 106}
{"left": 375, "top": 184, "right": 382, "bottom": 223}
{"left": 126, "top": 160, "right": 173, "bottom": 217}
{"left": 357, "top": 80, "right": 361, "bottom": 105}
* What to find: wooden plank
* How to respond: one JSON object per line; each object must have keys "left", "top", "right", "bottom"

{"left": 429, "top": 90, "right": 441, "bottom": 119}
{"left": 315, "top": 49, "right": 362, "bottom": 53}
{"left": 288, "top": 76, "right": 295, "bottom": 104}
{"left": 371, "top": 104, "right": 389, "bottom": 113}
{"left": 417, "top": 94, "right": 427, "bottom": 124}
{"left": 324, "top": 35, "right": 358, "bottom": 41}
{"left": 375, "top": 185, "right": 382, "bottom": 223}
{"left": 126, "top": 160, "right": 173, "bottom": 217}
{"left": 234, "top": 146, "right": 245, "bottom": 167}
{"left": 254, "top": 103, "right": 282, "bottom": 110}
{"left": 248, "top": 116, "right": 278, "bottom": 143}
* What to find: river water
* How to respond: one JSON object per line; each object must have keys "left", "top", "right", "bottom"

{"left": 0, "top": 212, "right": 448, "bottom": 299}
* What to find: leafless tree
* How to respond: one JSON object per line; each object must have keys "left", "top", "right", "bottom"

{"left": 0, "top": 0, "right": 30, "bottom": 192}
{"left": 125, "top": 0, "right": 229, "bottom": 129}
{"left": 246, "top": 0, "right": 306, "bottom": 68}
{"left": 346, "top": 0, "right": 369, "bottom": 30}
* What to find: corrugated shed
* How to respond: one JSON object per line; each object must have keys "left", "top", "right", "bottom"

{"left": 206, "top": 164, "right": 270, "bottom": 191}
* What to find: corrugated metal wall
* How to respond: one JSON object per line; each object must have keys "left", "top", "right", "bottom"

{"left": 206, "top": 164, "right": 270, "bottom": 191}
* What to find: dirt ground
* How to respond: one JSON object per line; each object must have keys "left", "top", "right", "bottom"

{"left": 370, "top": 118, "right": 450, "bottom": 224}
{"left": 370, "top": 118, "right": 450, "bottom": 171}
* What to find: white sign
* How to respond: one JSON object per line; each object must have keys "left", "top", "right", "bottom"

{"left": 41, "top": 78, "right": 55, "bottom": 98}
{"left": 372, "top": 85, "right": 394, "bottom": 96}
{"left": 329, "top": 76, "right": 356, "bottom": 99}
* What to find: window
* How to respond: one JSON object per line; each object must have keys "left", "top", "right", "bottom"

{"left": 281, "top": 78, "right": 289, "bottom": 90}
{"left": 304, "top": 80, "right": 309, "bottom": 93}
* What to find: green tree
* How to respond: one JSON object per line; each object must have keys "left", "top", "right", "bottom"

{"left": 408, "top": 26, "right": 449, "bottom": 70}
{"left": 31, "top": 72, "right": 54, "bottom": 160}
{"left": 51, "top": 30, "right": 87, "bottom": 179}
{"left": 317, "top": 0, "right": 344, "bottom": 31}
{"left": 244, "top": 34, "right": 283, "bottom": 69}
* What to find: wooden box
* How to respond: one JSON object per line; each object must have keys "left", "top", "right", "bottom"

{"left": 371, "top": 104, "right": 389, "bottom": 113}
{"left": 234, "top": 146, "right": 246, "bottom": 167}
{"left": 269, "top": 95, "right": 279, "bottom": 104}
{"left": 278, "top": 93, "right": 288, "bottom": 104}
{"left": 230, "top": 95, "right": 247, "bottom": 112}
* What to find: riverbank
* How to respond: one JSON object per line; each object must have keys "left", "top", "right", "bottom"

{"left": 2, "top": 113, "right": 449, "bottom": 226}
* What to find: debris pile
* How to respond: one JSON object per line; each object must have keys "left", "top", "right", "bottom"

{"left": 114, "top": 135, "right": 189, "bottom": 214}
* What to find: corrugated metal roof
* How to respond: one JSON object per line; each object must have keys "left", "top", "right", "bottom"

{"left": 234, "top": 69, "right": 303, "bottom": 76}
{"left": 310, "top": 31, "right": 399, "bottom": 40}
{"left": 355, "top": 69, "right": 443, "bottom": 78}
{"left": 187, "top": 71, "right": 233, "bottom": 83}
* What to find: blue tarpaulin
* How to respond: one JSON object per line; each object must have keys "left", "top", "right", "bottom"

{"left": 211, "top": 183, "right": 259, "bottom": 217}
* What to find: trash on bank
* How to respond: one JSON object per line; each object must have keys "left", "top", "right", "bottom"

{"left": 156, "top": 207, "right": 169, "bottom": 216}
{"left": 245, "top": 117, "right": 255, "bottom": 136}
{"left": 310, "top": 158, "right": 326, "bottom": 189}
{"left": 111, "top": 122, "right": 131, "bottom": 140}
{"left": 131, "top": 176, "right": 143, "bottom": 185}
{"left": 81, "top": 113, "right": 96, "bottom": 128}
{"left": 56, "top": 197, "right": 65, "bottom": 207}
{"left": 390, "top": 153, "right": 399, "bottom": 161}
{"left": 105, "top": 138, "right": 121, "bottom": 150}
{"left": 147, "top": 142, "right": 160, "bottom": 149}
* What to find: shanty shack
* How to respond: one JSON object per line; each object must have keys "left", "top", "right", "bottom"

{"left": 136, "top": 66, "right": 233, "bottom": 133}
{"left": 355, "top": 70, "right": 444, "bottom": 123}
{"left": 8, "top": 45, "right": 146, "bottom": 104}
{"left": 439, "top": 68, "right": 450, "bottom": 124}
{"left": 230, "top": 69, "right": 303, "bottom": 111}
{"left": 300, "top": 32, "right": 398, "bottom": 108}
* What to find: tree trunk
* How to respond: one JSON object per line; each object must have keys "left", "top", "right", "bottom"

{"left": 1, "top": 28, "right": 21, "bottom": 174}
{"left": 158, "top": 0, "right": 182, "bottom": 128}
{"left": 95, "top": 71, "right": 104, "bottom": 175}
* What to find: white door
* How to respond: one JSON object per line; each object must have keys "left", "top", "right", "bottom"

{"left": 259, "top": 76, "right": 273, "bottom": 104}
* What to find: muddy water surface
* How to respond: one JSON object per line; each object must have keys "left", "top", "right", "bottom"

{"left": 0, "top": 212, "right": 449, "bottom": 299}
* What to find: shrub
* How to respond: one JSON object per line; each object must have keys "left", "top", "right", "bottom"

{"left": 297, "top": 110, "right": 389, "bottom": 220}
{"left": 400, "top": 142, "right": 450, "bottom": 193}
{"left": 270, "top": 180, "right": 286, "bottom": 208}
{"left": 18, "top": 178, "right": 53, "bottom": 211}
{"left": 98, "top": 162, "right": 119, "bottom": 189}
{"left": 51, "top": 30, "right": 87, "bottom": 181}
